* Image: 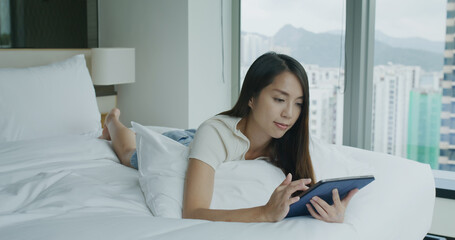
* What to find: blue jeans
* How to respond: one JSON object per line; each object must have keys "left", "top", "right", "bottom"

{"left": 130, "top": 129, "right": 196, "bottom": 169}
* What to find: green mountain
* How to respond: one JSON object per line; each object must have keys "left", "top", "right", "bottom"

{"left": 270, "top": 24, "right": 443, "bottom": 71}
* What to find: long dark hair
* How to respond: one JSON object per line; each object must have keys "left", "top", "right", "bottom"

{"left": 220, "top": 52, "right": 315, "bottom": 184}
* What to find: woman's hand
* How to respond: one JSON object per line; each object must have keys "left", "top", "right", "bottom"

{"left": 306, "top": 188, "right": 358, "bottom": 223}
{"left": 262, "top": 173, "right": 312, "bottom": 222}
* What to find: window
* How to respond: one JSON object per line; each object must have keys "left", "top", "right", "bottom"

{"left": 372, "top": 0, "right": 449, "bottom": 171}
{"left": 240, "top": 0, "right": 455, "bottom": 174}
{"left": 241, "top": 0, "right": 346, "bottom": 144}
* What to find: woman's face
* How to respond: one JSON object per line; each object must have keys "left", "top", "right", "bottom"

{"left": 248, "top": 71, "right": 304, "bottom": 139}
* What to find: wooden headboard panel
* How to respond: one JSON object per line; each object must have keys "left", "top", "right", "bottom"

{"left": 0, "top": 49, "right": 92, "bottom": 72}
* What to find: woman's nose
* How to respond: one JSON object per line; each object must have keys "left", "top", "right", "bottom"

{"left": 281, "top": 103, "right": 293, "bottom": 118}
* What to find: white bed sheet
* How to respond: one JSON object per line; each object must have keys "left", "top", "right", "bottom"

{"left": 0, "top": 134, "right": 434, "bottom": 240}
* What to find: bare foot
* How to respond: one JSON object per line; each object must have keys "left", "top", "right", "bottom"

{"left": 98, "top": 108, "right": 121, "bottom": 140}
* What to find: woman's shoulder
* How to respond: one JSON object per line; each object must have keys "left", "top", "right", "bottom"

{"left": 198, "top": 115, "right": 241, "bottom": 133}
{"left": 189, "top": 115, "right": 246, "bottom": 169}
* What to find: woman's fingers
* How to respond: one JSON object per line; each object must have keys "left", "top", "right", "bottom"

{"left": 302, "top": 178, "right": 312, "bottom": 185}
{"left": 286, "top": 178, "right": 311, "bottom": 195}
{"left": 279, "top": 173, "right": 292, "bottom": 186}
{"left": 272, "top": 176, "right": 312, "bottom": 212}
{"left": 264, "top": 176, "right": 316, "bottom": 222}
{"left": 332, "top": 189, "right": 342, "bottom": 207}
{"left": 288, "top": 196, "right": 300, "bottom": 205}
{"left": 266, "top": 175, "right": 310, "bottom": 221}
{"left": 307, "top": 203, "right": 322, "bottom": 221}
{"left": 341, "top": 188, "right": 359, "bottom": 207}
{"left": 312, "top": 196, "right": 331, "bottom": 210}
{"left": 278, "top": 177, "right": 312, "bottom": 206}
{"left": 307, "top": 188, "right": 359, "bottom": 223}
{"left": 310, "top": 198, "right": 328, "bottom": 218}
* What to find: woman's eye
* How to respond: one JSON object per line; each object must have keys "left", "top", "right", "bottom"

{"left": 296, "top": 102, "right": 303, "bottom": 107}
{"left": 274, "top": 98, "right": 285, "bottom": 102}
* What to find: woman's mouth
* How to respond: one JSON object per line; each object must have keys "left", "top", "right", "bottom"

{"left": 274, "top": 122, "right": 289, "bottom": 130}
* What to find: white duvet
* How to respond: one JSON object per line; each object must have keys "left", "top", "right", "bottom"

{"left": 0, "top": 134, "right": 434, "bottom": 240}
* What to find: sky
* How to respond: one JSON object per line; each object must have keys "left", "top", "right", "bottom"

{"left": 241, "top": 0, "right": 447, "bottom": 42}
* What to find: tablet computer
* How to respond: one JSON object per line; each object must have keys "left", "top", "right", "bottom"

{"left": 286, "top": 175, "right": 375, "bottom": 218}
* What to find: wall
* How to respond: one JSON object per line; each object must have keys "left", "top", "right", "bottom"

{"left": 98, "top": 0, "right": 232, "bottom": 129}
{"left": 188, "top": 0, "right": 232, "bottom": 128}
{"left": 98, "top": 0, "right": 189, "bottom": 128}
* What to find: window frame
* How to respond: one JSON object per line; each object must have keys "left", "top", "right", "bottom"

{"left": 343, "top": 0, "right": 375, "bottom": 150}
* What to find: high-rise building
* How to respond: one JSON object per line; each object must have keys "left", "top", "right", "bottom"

{"left": 408, "top": 90, "right": 442, "bottom": 169}
{"left": 240, "top": 32, "right": 273, "bottom": 85}
{"left": 306, "top": 64, "right": 344, "bottom": 144}
{"left": 240, "top": 32, "right": 291, "bottom": 86}
{"left": 372, "top": 64, "right": 419, "bottom": 157}
{"left": 241, "top": 33, "right": 272, "bottom": 67}
{"left": 440, "top": 0, "right": 455, "bottom": 169}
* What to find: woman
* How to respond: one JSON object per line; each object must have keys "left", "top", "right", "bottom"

{"left": 101, "top": 52, "right": 357, "bottom": 223}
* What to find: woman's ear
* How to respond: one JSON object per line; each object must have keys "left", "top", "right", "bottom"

{"left": 248, "top": 98, "right": 254, "bottom": 109}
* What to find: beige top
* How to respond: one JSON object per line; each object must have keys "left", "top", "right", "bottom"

{"left": 188, "top": 115, "right": 268, "bottom": 170}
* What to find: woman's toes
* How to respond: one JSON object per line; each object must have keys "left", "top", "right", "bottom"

{"left": 105, "top": 108, "right": 121, "bottom": 127}
{"left": 99, "top": 126, "right": 111, "bottom": 140}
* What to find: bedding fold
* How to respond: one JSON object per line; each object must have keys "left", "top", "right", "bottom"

{"left": 0, "top": 135, "right": 151, "bottom": 228}
{"left": 0, "top": 171, "right": 71, "bottom": 214}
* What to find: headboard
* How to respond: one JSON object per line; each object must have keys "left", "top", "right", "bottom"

{"left": 0, "top": 49, "right": 92, "bottom": 72}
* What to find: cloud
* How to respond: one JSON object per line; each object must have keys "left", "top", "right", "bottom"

{"left": 242, "top": 0, "right": 344, "bottom": 36}
{"left": 242, "top": 0, "right": 446, "bottom": 42}
{"left": 375, "top": 0, "right": 446, "bottom": 41}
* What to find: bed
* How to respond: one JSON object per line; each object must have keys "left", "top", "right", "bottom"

{"left": 0, "top": 49, "right": 435, "bottom": 240}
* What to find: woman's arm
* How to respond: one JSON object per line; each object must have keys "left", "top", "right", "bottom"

{"left": 182, "top": 158, "right": 311, "bottom": 222}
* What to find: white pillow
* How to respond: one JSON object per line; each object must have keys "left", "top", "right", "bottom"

{"left": 0, "top": 54, "right": 101, "bottom": 142}
{"left": 211, "top": 160, "right": 285, "bottom": 210}
{"left": 309, "top": 138, "right": 373, "bottom": 181}
{"left": 132, "top": 121, "right": 285, "bottom": 218}
{"left": 133, "top": 121, "right": 189, "bottom": 218}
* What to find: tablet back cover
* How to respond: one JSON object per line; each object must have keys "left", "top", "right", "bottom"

{"left": 286, "top": 175, "right": 374, "bottom": 218}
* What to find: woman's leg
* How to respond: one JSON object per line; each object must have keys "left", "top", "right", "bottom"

{"left": 99, "top": 108, "right": 136, "bottom": 168}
